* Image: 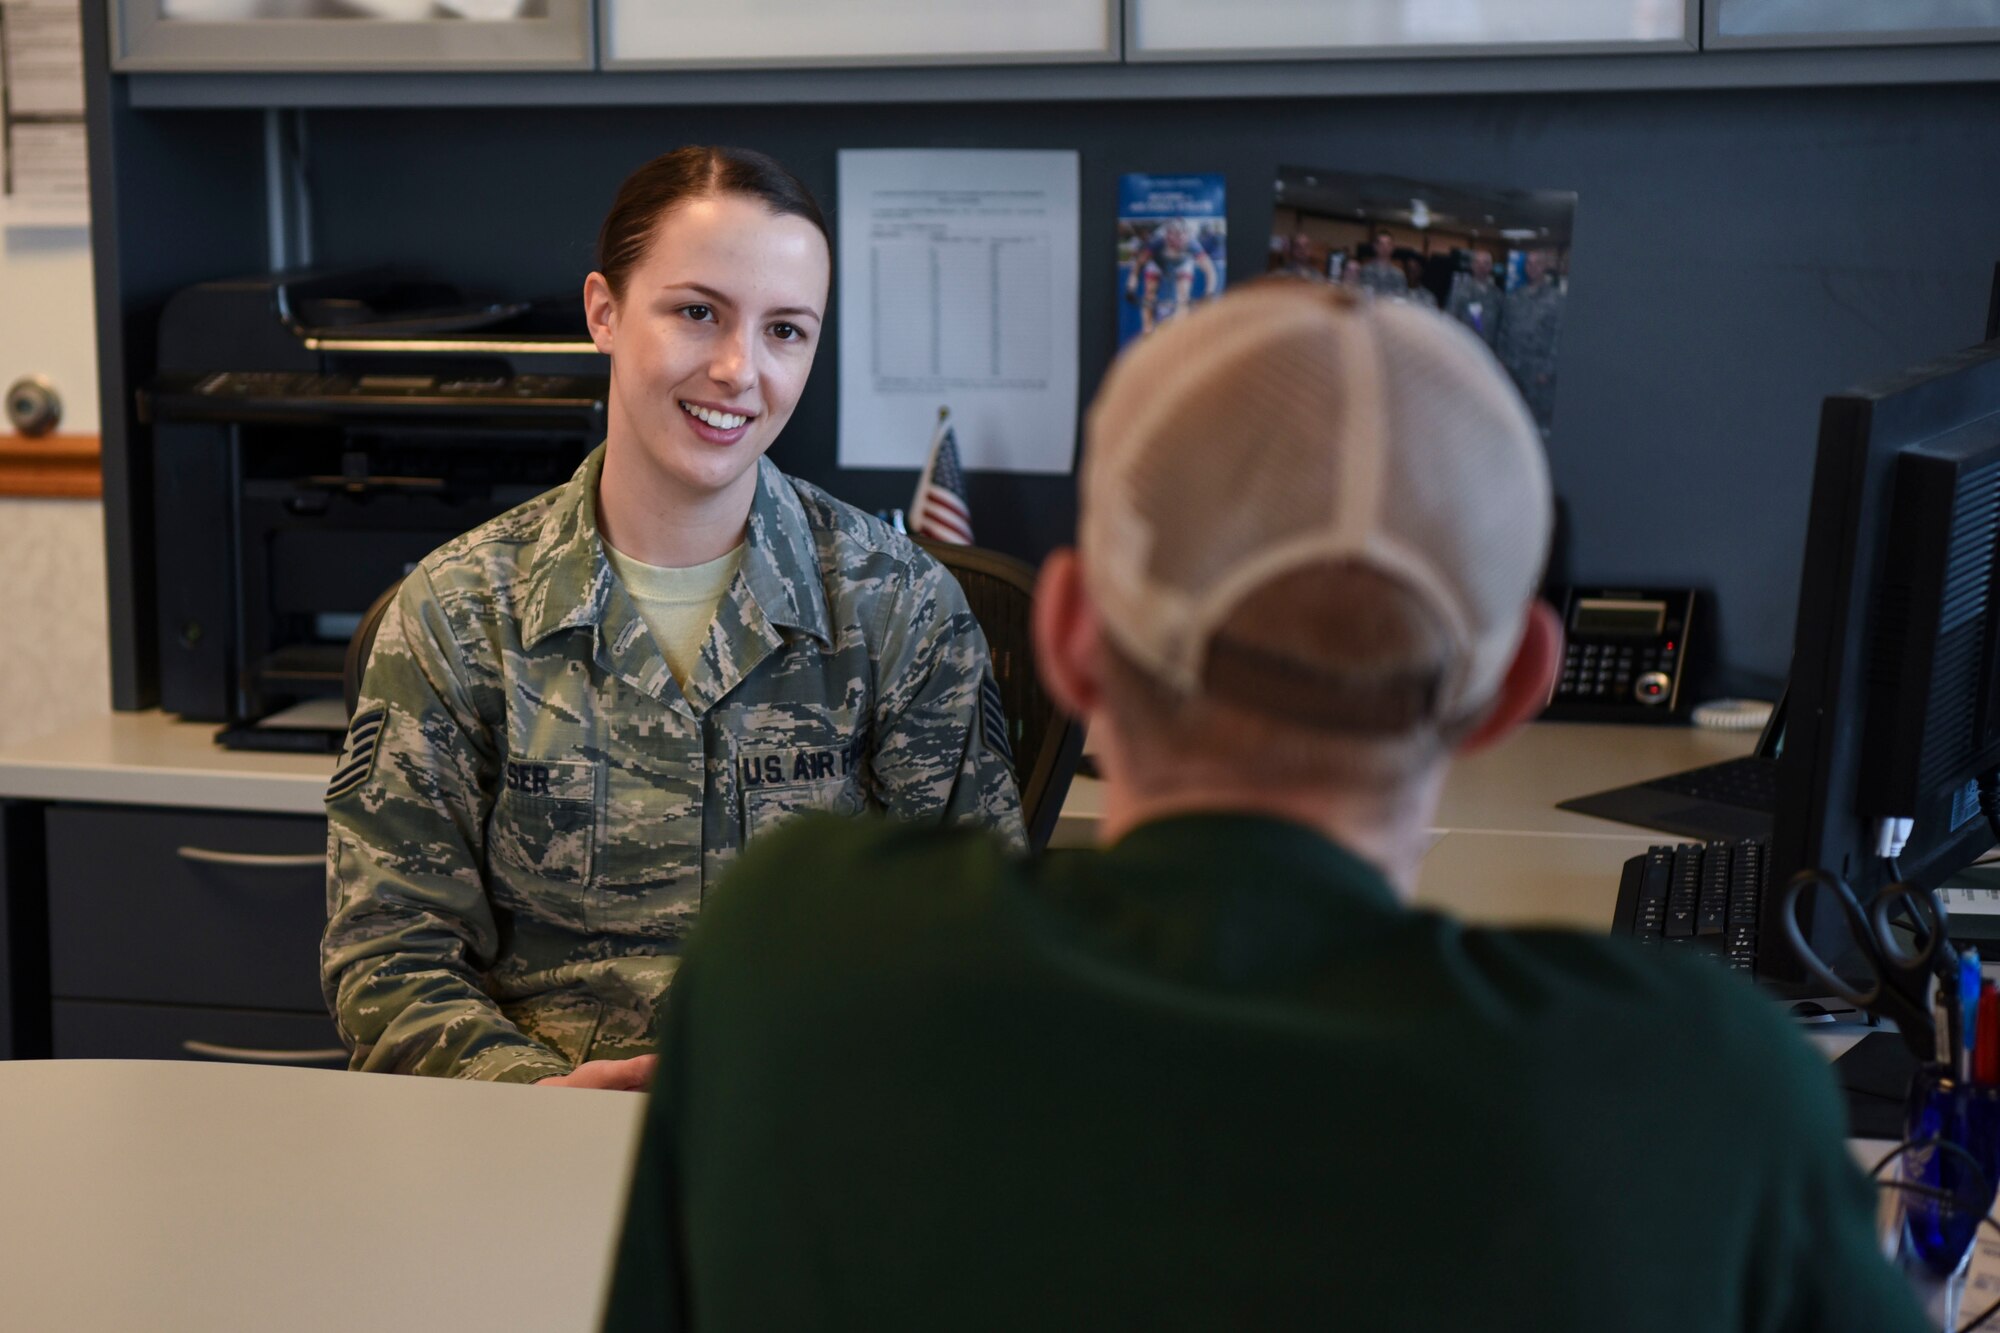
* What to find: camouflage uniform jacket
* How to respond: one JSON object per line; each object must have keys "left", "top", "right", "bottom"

{"left": 1355, "top": 260, "right": 1409, "bottom": 298}
{"left": 1496, "top": 278, "right": 1565, "bottom": 429}
{"left": 322, "top": 446, "right": 1025, "bottom": 1082}
{"left": 1444, "top": 274, "right": 1503, "bottom": 348}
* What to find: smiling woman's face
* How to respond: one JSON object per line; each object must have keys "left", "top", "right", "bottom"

{"left": 586, "top": 192, "right": 830, "bottom": 510}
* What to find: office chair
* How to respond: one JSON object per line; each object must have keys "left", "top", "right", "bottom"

{"left": 339, "top": 548, "right": 1086, "bottom": 850}
{"left": 916, "top": 539, "right": 1086, "bottom": 853}
{"left": 342, "top": 579, "right": 402, "bottom": 719}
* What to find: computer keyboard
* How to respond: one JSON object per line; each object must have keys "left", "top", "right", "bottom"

{"left": 1612, "top": 838, "right": 1767, "bottom": 972}
{"left": 1640, "top": 756, "right": 1778, "bottom": 811}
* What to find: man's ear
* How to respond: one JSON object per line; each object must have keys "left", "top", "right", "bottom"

{"left": 1032, "top": 548, "right": 1102, "bottom": 725}
{"left": 1455, "top": 599, "right": 1562, "bottom": 757}
{"left": 583, "top": 272, "right": 618, "bottom": 357}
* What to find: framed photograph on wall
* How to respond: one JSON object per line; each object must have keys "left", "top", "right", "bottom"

{"left": 1270, "top": 165, "right": 1577, "bottom": 440}
{"left": 109, "top": 0, "right": 593, "bottom": 72}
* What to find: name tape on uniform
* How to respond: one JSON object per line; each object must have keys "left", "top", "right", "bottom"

{"left": 741, "top": 740, "right": 863, "bottom": 789}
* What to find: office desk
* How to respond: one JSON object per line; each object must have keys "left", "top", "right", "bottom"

{"left": 1430, "top": 720, "right": 1757, "bottom": 836}
{"left": 0, "top": 711, "right": 1755, "bottom": 829}
{"left": 0, "top": 1060, "right": 644, "bottom": 1333}
{"left": 0, "top": 721, "right": 1938, "bottom": 1332}
{"left": 0, "top": 713, "right": 343, "bottom": 1060}
{"left": 0, "top": 712, "right": 1753, "bottom": 1058}
{"left": 1429, "top": 722, "right": 1756, "bottom": 928}
{"left": 0, "top": 709, "right": 329, "bottom": 813}
{"left": 1056, "top": 721, "right": 1758, "bottom": 930}
{"left": 0, "top": 1060, "right": 1931, "bottom": 1333}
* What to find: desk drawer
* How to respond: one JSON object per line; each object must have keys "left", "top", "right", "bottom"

{"left": 53, "top": 999, "right": 345, "bottom": 1066}
{"left": 48, "top": 805, "right": 327, "bottom": 1011}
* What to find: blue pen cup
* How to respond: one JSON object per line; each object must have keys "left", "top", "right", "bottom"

{"left": 1898, "top": 1069, "right": 2000, "bottom": 1281}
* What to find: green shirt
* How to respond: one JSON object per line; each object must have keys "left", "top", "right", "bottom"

{"left": 321, "top": 448, "right": 1024, "bottom": 1083}
{"left": 605, "top": 812, "right": 1925, "bottom": 1332}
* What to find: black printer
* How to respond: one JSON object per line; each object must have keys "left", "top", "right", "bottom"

{"left": 142, "top": 271, "right": 608, "bottom": 749}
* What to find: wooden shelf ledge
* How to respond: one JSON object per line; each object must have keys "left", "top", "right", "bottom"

{"left": 0, "top": 434, "right": 102, "bottom": 499}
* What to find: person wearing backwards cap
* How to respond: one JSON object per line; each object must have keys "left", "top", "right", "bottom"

{"left": 600, "top": 281, "right": 1925, "bottom": 1332}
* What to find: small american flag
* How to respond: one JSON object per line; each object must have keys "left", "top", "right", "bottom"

{"left": 909, "top": 409, "right": 975, "bottom": 545}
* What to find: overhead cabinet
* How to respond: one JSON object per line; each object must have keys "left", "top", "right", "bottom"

{"left": 1127, "top": 0, "right": 1697, "bottom": 58}
{"left": 1706, "top": 0, "right": 2000, "bottom": 49}
{"left": 601, "top": 0, "right": 1119, "bottom": 68}
{"left": 109, "top": 0, "right": 595, "bottom": 71}
{"left": 108, "top": 0, "right": 2000, "bottom": 76}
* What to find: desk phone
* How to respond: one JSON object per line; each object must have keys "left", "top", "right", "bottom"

{"left": 1546, "top": 587, "right": 1697, "bottom": 723}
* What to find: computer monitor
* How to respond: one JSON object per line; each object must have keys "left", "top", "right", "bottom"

{"left": 1765, "top": 339, "right": 2000, "bottom": 985}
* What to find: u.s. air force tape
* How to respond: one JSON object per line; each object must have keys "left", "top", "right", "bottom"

{"left": 326, "top": 708, "right": 386, "bottom": 802}
{"left": 740, "top": 739, "right": 864, "bottom": 789}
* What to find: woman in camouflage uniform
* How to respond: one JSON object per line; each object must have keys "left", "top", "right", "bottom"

{"left": 322, "top": 148, "right": 1024, "bottom": 1087}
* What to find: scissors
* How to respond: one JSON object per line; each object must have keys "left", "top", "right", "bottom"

{"left": 1781, "top": 868, "right": 1958, "bottom": 1064}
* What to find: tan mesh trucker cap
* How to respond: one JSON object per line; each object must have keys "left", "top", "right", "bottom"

{"left": 1079, "top": 280, "right": 1553, "bottom": 725}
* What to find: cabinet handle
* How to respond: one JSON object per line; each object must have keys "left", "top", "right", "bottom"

{"left": 181, "top": 1040, "right": 347, "bottom": 1065}
{"left": 176, "top": 846, "right": 324, "bottom": 870}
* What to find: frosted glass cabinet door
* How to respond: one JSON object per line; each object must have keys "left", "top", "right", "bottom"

{"left": 603, "top": 0, "right": 1118, "bottom": 67}
{"left": 1707, "top": 0, "right": 2000, "bottom": 48}
{"left": 111, "top": 0, "right": 594, "bottom": 70}
{"left": 1129, "top": 0, "right": 1694, "bottom": 59}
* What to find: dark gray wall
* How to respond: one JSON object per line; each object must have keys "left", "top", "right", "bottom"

{"left": 289, "top": 81, "right": 2000, "bottom": 690}
{"left": 84, "top": 0, "right": 272, "bottom": 709}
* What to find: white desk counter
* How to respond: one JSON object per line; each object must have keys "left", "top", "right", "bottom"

{"left": 0, "top": 1053, "right": 1906, "bottom": 1333}
{"left": 1429, "top": 720, "right": 1756, "bottom": 836}
{"left": 0, "top": 711, "right": 1754, "bottom": 837}
{"left": 1052, "top": 720, "right": 1755, "bottom": 845}
{"left": 0, "top": 1060, "right": 645, "bottom": 1333}
{"left": 0, "top": 710, "right": 330, "bottom": 813}
{"left": 1055, "top": 720, "right": 1757, "bottom": 931}
{"left": 0, "top": 722, "right": 1915, "bottom": 1332}
{"left": 0, "top": 712, "right": 1750, "bottom": 936}
{"left": 0, "top": 711, "right": 1752, "bottom": 937}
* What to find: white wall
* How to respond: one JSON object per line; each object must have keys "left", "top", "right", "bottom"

{"left": 0, "top": 220, "right": 97, "bottom": 433}
{"left": 0, "top": 497, "right": 108, "bottom": 747}
{"left": 0, "top": 205, "right": 110, "bottom": 745}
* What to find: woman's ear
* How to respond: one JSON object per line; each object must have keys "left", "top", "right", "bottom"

{"left": 584, "top": 272, "right": 619, "bottom": 357}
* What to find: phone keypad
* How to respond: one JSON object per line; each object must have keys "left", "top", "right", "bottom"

{"left": 1557, "top": 641, "right": 1676, "bottom": 704}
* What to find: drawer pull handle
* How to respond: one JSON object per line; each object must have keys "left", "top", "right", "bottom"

{"left": 176, "top": 846, "right": 323, "bottom": 870}
{"left": 181, "top": 1040, "right": 347, "bottom": 1065}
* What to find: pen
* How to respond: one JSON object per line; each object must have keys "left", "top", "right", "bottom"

{"left": 1934, "top": 976, "right": 1955, "bottom": 1068}
{"left": 1960, "top": 950, "right": 1982, "bottom": 1082}
{"left": 1977, "top": 984, "right": 1999, "bottom": 1085}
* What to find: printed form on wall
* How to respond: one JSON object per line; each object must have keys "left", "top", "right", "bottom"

{"left": 836, "top": 148, "right": 1080, "bottom": 477}
{"left": 0, "top": 0, "right": 87, "bottom": 226}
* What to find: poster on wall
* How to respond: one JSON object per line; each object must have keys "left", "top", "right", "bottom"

{"left": 1116, "top": 173, "right": 1225, "bottom": 349}
{"left": 1270, "top": 164, "right": 1576, "bottom": 439}
{"left": 835, "top": 148, "right": 1080, "bottom": 476}
{"left": 0, "top": 0, "right": 88, "bottom": 226}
